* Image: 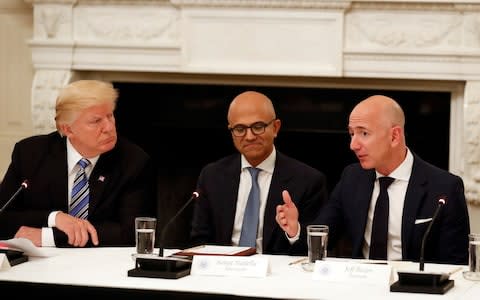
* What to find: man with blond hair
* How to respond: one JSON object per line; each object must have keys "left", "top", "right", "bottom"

{"left": 0, "top": 80, "right": 155, "bottom": 247}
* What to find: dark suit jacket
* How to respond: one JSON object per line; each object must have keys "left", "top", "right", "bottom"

{"left": 316, "top": 152, "right": 470, "bottom": 264}
{"left": 0, "top": 132, "right": 156, "bottom": 247}
{"left": 190, "top": 150, "right": 327, "bottom": 255}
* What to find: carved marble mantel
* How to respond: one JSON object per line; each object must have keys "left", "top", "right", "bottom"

{"left": 25, "top": 0, "right": 480, "bottom": 205}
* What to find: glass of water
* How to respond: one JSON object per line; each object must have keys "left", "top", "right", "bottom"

{"left": 463, "top": 233, "right": 480, "bottom": 281}
{"left": 135, "top": 217, "right": 157, "bottom": 255}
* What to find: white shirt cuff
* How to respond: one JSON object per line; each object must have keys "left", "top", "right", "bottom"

{"left": 41, "top": 227, "right": 55, "bottom": 247}
{"left": 285, "top": 222, "right": 301, "bottom": 244}
{"left": 42, "top": 211, "right": 60, "bottom": 247}
{"left": 48, "top": 211, "right": 60, "bottom": 227}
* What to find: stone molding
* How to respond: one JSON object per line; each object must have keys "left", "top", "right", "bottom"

{"left": 25, "top": 0, "right": 480, "bottom": 205}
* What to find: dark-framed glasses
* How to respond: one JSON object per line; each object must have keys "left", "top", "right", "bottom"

{"left": 229, "top": 119, "right": 276, "bottom": 137}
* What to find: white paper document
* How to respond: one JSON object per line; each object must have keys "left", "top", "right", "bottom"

{"left": 0, "top": 238, "right": 54, "bottom": 257}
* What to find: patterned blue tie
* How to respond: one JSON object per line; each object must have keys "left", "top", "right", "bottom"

{"left": 239, "top": 167, "right": 261, "bottom": 248}
{"left": 70, "top": 158, "right": 90, "bottom": 219}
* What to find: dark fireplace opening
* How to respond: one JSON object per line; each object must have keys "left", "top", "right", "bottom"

{"left": 113, "top": 81, "right": 451, "bottom": 249}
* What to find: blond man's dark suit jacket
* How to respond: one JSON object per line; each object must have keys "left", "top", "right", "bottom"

{"left": 0, "top": 132, "right": 156, "bottom": 247}
{"left": 190, "top": 150, "right": 327, "bottom": 255}
{"left": 317, "top": 153, "right": 470, "bottom": 264}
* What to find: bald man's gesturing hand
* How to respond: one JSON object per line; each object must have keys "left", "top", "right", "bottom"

{"left": 276, "top": 190, "right": 300, "bottom": 238}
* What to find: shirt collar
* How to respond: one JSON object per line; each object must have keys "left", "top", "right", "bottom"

{"left": 66, "top": 138, "right": 100, "bottom": 174}
{"left": 375, "top": 148, "right": 413, "bottom": 181}
{"left": 240, "top": 146, "right": 276, "bottom": 174}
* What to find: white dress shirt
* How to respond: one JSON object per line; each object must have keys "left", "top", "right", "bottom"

{"left": 231, "top": 148, "right": 276, "bottom": 254}
{"left": 362, "top": 148, "right": 413, "bottom": 261}
{"left": 41, "top": 138, "right": 99, "bottom": 247}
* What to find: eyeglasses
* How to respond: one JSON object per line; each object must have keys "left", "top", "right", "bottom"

{"left": 229, "top": 119, "right": 276, "bottom": 137}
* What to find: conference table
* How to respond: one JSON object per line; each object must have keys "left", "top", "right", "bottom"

{"left": 0, "top": 247, "right": 479, "bottom": 299}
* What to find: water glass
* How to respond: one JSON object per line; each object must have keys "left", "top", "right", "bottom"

{"left": 135, "top": 217, "right": 157, "bottom": 255}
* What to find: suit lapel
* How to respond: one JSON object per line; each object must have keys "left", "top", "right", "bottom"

{"left": 228, "top": 169, "right": 241, "bottom": 235}
{"left": 49, "top": 136, "right": 69, "bottom": 211}
{"left": 401, "top": 156, "right": 427, "bottom": 258}
{"left": 263, "top": 153, "right": 291, "bottom": 250}
{"left": 352, "top": 170, "right": 376, "bottom": 254}
{"left": 88, "top": 150, "right": 114, "bottom": 214}
{"left": 220, "top": 156, "right": 242, "bottom": 242}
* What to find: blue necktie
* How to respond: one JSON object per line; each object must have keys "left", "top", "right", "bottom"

{"left": 369, "top": 176, "right": 395, "bottom": 260}
{"left": 239, "top": 167, "right": 261, "bottom": 248}
{"left": 70, "top": 158, "right": 90, "bottom": 219}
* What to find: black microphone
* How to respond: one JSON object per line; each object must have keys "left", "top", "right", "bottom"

{"left": 159, "top": 190, "right": 199, "bottom": 257}
{"left": 127, "top": 190, "right": 200, "bottom": 279}
{"left": 419, "top": 196, "right": 446, "bottom": 271}
{"left": 0, "top": 179, "right": 29, "bottom": 266}
{"left": 0, "top": 179, "right": 29, "bottom": 215}
{"left": 391, "top": 196, "right": 454, "bottom": 294}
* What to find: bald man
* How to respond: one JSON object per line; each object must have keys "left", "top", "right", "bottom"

{"left": 190, "top": 91, "right": 327, "bottom": 255}
{"left": 277, "top": 95, "right": 470, "bottom": 264}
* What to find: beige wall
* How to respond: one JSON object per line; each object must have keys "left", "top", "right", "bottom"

{"left": 0, "top": 0, "right": 34, "bottom": 178}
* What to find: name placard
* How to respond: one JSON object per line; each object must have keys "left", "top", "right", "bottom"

{"left": 312, "top": 260, "right": 391, "bottom": 286}
{"left": 0, "top": 253, "right": 11, "bottom": 271}
{"left": 191, "top": 255, "right": 269, "bottom": 277}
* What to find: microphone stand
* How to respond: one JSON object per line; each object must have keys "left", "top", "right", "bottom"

{"left": 158, "top": 191, "right": 199, "bottom": 257}
{"left": 391, "top": 197, "right": 454, "bottom": 294}
{"left": 0, "top": 180, "right": 29, "bottom": 266}
{"left": 127, "top": 191, "right": 199, "bottom": 279}
{"left": 419, "top": 200, "right": 444, "bottom": 271}
{"left": 0, "top": 180, "right": 29, "bottom": 214}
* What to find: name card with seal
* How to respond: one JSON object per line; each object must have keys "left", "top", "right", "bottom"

{"left": 0, "top": 253, "right": 11, "bottom": 271}
{"left": 312, "top": 260, "right": 391, "bottom": 286}
{"left": 191, "top": 255, "right": 269, "bottom": 277}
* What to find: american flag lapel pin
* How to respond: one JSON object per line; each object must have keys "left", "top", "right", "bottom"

{"left": 98, "top": 175, "right": 105, "bottom": 182}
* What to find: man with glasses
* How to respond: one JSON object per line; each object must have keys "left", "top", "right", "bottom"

{"left": 190, "top": 90, "right": 327, "bottom": 255}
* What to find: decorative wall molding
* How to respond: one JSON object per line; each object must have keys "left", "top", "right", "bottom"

{"left": 170, "top": 0, "right": 351, "bottom": 9}
{"left": 464, "top": 81, "right": 480, "bottom": 206}
{"left": 32, "top": 2, "right": 72, "bottom": 40}
{"left": 31, "top": 69, "right": 72, "bottom": 132}
{"left": 25, "top": 0, "right": 480, "bottom": 206}
{"left": 347, "top": 13, "right": 462, "bottom": 48}
{"left": 75, "top": 6, "right": 180, "bottom": 43}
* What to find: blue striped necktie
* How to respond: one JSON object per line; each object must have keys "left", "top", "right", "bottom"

{"left": 239, "top": 167, "right": 261, "bottom": 248}
{"left": 70, "top": 158, "right": 90, "bottom": 219}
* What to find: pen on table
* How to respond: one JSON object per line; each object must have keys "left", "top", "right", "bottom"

{"left": 289, "top": 257, "right": 308, "bottom": 265}
{"left": 448, "top": 266, "right": 463, "bottom": 276}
